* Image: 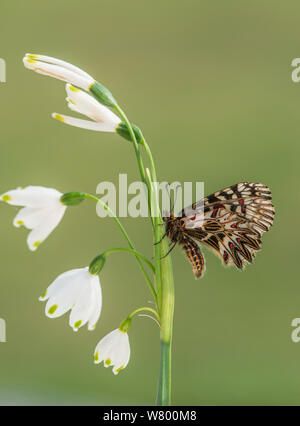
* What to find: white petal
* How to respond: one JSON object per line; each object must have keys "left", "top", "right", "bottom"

{"left": 52, "top": 113, "right": 116, "bottom": 132}
{"left": 39, "top": 267, "right": 87, "bottom": 301}
{"left": 66, "top": 99, "right": 84, "bottom": 116}
{"left": 45, "top": 285, "right": 80, "bottom": 318}
{"left": 13, "top": 206, "right": 52, "bottom": 229}
{"left": 69, "top": 283, "right": 95, "bottom": 331}
{"left": 94, "top": 329, "right": 118, "bottom": 364}
{"left": 94, "top": 329, "right": 130, "bottom": 374}
{"left": 43, "top": 268, "right": 87, "bottom": 317}
{"left": 87, "top": 276, "right": 102, "bottom": 330}
{"left": 1, "top": 186, "right": 62, "bottom": 208}
{"left": 27, "top": 203, "right": 66, "bottom": 251}
{"left": 25, "top": 54, "right": 93, "bottom": 79}
{"left": 23, "top": 58, "right": 94, "bottom": 91}
{"left": 65, "top": 84, "right": 121, "bottom": 127}
{"left": 111, "top": 332, "right": 130, "bottom": 374}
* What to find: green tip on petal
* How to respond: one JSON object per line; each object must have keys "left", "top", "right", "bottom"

{"left": 16, "top": 220, "right": 24, "bottom": 226}
{"left": 33, "top": 241, "right": 41, "bottom": 249}
{"left": 69, "top": 85, "right": 79, "bottom": 92}
{"left": 1, "top": 195, "right": 11, "bottom": 202}
{"left": 26, "top": 54, "right": 38, "bottom": 59}
{"left": 94, "top": 352, "right": 99, "bottom": 362}
{"left": 115, "top": 366, "right": 124, "bottom": 374}
{"left": 74, "top": 320, "right": 82, "bottom": 330}
{"left": 53, "top": 113, "right": 65, "bottom": 122}
{"left": 48, "top": 304, "right": 58, "bottom": 315}
{"left": 105, "top": 358, "right": 111, "bottom": 366}
{"left": 40, "top": 290, "right": 47, "bottom": 299}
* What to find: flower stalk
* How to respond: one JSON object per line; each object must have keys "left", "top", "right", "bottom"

{"left": 115, "top": 114, "right": 175, "bottom": 405}
{"left": 20, "top": 54, "right": 176, "bottom": 406}
{"left": 157, "top": 234, "right": 175, "bottom": 406}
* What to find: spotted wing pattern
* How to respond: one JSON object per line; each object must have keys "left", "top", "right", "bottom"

{"left": 181, "top": 183, "right": 274, "bottom": 275}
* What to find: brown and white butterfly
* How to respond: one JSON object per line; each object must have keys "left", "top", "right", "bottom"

{"left": 163, "top": 182, "right": 274, "bottom": 279}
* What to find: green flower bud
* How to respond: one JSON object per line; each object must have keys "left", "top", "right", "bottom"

{"left": 60, "top": 191, "right": 86, "bottom": 206}
{"left": 119, "top": 317, "right": 132, "bottom": 333}
{"left": 89, "top": 253, "right": 106, "bottom": 276}
{"left": 116, "top": 122, "right": 143, "bottom": 144}
{"left": 89, "top": 81, "right": 117, "bottom": 107}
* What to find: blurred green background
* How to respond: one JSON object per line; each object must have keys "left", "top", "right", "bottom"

{"left": 0, "top": 0, "right": 299, "bottom": 405}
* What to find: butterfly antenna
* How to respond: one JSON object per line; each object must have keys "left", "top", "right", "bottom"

{"left": 164, "top": 182, "right": 172, "bottom": 215}
{"left": 174, "top": 184, "right": 183, "bottom": 214}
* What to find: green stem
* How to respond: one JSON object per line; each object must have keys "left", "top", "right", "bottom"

{"left": 103, "top": 247, "right": 155, "bottom": 272}
{"left": 113, "top": 105, "right": 147, "bottom": 187}
{"left": 141, "top": 139, "right": 175, "bottom": 406}
{"left": 83, "top": 193, "right": 155, "bottom": 302}
{"left": 142, "top": 139, "right": 162, "bottom": 311}
{"left": 156, "top": 221, "right": 175, "bottom": 406}
{"left": 113, "top": 105, "right": 155, "bottom": 230}
{"left": 103, "top": 101, "right": 174, "bottom": 405}
{"left": 127, "top": 306, "right": 160, "bottom": 322}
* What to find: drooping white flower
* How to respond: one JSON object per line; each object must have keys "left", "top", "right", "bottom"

{"left": 0, "top": 186, "right": 66, "bottom": 251}
{"left": 23, "top": 53, "right": 95, "bottom": 91}
{"left": 39, "top": 267, "right": 102, "bottom": 331}
{"left": 52, "top": 84, "right": 121, "bottom": 132}
{"left": 94, "top": 329, "right": 130, "bottom": 375}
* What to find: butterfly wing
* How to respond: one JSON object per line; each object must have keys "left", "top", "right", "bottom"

{"left": 181, "top": 182, "right": 274, "bottom": 270}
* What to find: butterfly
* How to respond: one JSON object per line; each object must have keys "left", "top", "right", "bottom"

{"left": 163, "top": 182, "right": 274, "bottom": 279}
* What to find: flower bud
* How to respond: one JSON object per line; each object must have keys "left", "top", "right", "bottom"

{"left": 119, "top": 317, "right": 132, "bottom": 333}
{"left": 116, "top": 122, "right": 143, "bottom": 144}
{"left": 89, "top": 253, "right": 106, "bottom": 276}
{"left": 60, "top": 191, "right": 86, "bottom": 206}
{"left": 89, "top": 81, "right": 117, "bottom": 108}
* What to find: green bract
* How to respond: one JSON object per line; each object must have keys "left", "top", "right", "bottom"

{"left": 60, "top": 191, "right": 86, "bottom": 206}
{"left": 89, "top": 253, "right": 106, "bottom": 276}
{"left": 119, "top": 317, "right": 132, "bottom": 333}
{"left": 89, "top": 81, "right": 117, "bottom": 107}
{"left": 116, "top": 122, "right": 144, "bottom": 144}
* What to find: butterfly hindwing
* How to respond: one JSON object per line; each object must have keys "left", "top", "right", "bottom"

{"left": 186, "top": 210, "right": 263, "bottom": 269}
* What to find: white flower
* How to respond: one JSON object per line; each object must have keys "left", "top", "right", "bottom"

{"left": 52, "top": 84, "right": 121, "bottom": 132}
{"left": 0, "top": 186, "right": 66, "bottom": 251}
{"left": 94, "top": 329, "right": 130, "bottom": 375}
{"left": 23, "top": 53, "right": 95, "bottom": 91}
{"left": 39, "top": 267, "right": 102, "bottom": 331}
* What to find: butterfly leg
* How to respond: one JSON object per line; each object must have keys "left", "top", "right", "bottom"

{"left": 154, "top": 232, "right": 167, "bottom": 245}
{"left": 160, "top": 242, "right": 177, "bottom": 259}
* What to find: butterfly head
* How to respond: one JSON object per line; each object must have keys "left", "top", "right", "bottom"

{"left": 162, "top": 211, "right": 175, "bottom": 223}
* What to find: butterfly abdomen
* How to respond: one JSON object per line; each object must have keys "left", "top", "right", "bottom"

{"left": 181, "top": 237, "right": 205, "bottom": 279}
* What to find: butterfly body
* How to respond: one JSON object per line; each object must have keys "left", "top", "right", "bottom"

{"left": 163, "top": 182, "right": 274, "bottom": 279}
